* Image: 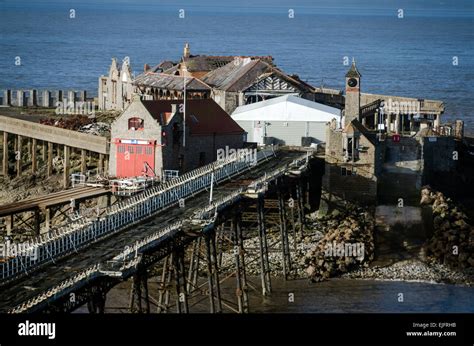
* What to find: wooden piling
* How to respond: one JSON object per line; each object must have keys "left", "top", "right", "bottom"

{"left": 63, "top": 145, "right": 70, "bottom": 188}
{"left": 2, "top": 131, "right": 8, "bottom": 176}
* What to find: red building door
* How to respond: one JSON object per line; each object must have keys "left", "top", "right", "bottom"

{"left": 115, "top": 139, "right": 155, "bottom": 177}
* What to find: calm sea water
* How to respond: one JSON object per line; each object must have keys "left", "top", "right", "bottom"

{"left": 76, "top": 278, "right": 474, "bottom": 313}
{"left": 0, "top": 0, "right": 473, "bottom": 130}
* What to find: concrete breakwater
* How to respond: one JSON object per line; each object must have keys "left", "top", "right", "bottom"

{"left": 0, "top": 89, "right": 92, "bottom": 108}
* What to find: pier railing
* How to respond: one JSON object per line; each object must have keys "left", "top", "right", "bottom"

{"left": 0, "top": 147, "right": 277, "bottom": 284}
{"left": 7, "top": 152, "right": 311, "bottom": 314}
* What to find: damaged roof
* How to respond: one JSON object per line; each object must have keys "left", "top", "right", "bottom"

{"left": 201, "top": 58, "right": 270, "bottom": 92}
{"left": 202, "top": 59, "right": 315, "bottom": 93}
{"left": 133, "top": 73, "right": 211, "bottom": 91}
{"left": 141, "top": 99, "right": 245, "bottom": 136}
{"left": 182, "top": 55, "right": 274, "bottom": 73}
{"left": 345, "top": 119, "right": 377, "bottom": 145}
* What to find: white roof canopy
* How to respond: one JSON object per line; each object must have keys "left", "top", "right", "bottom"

{"left": 232, "top": 95, "right": 341, "bottom": 122}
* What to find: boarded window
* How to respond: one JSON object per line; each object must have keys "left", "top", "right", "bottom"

{"left": 199, "top": 152, "right": 206, "bottom": 166}
{"left": 341, "top": 167, "right": 356, "bottom": 176}
{"left": 128, "top": 117, "right": 144, "bottom": 131}
{"left": 173, "top": 123, "right": 182, "bottom": 146}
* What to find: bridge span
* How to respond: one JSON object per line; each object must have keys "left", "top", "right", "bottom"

{"left": 0, "top": 147, "right": 318, "bottom": 313}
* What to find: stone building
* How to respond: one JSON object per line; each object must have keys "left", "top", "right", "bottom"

{"left": 320, "top": 118, "right": 386, "bottom": 211}
{"left": 98, "top": 57, "right": 134, "bottom": 111}
{"left": 98, "top": 43, "right": 316, "bottom": 113}
{"left": 320, "top": 60, "right": 455, "bottom": 212}
{"left": 202, "top": 57, "right": 315, "bottom": 114}
{"left": 108, "top": 96, "right": 245, "bottom": 179}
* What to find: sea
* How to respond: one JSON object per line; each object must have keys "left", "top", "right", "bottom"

{"left": 0, "top": 0, "right": 473, "bottom": 130}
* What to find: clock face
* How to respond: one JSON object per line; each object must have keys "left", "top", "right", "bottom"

{"left": 348, "top": 78, "right": 358, "bottom": 88}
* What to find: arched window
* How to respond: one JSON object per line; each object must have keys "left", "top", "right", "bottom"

{"left": 128, "top": 117, "right": 144, "bottom": 131}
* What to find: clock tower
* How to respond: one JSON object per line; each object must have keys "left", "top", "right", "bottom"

{"left": 345, "top": 59, "right": 361, "bottom": 126}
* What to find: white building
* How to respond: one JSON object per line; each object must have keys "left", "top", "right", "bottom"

{"left": 231, "top": 95, "right": 341, "bottom": 146}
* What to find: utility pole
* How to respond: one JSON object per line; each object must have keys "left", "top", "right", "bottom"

{"left": 183, "top": 66, "right": 187, "bottom": 147}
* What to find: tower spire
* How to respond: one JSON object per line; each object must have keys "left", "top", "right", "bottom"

{"left": 346, "top": 58, "right": 361, "bottom": 78}
{"left": 183, "top": 42, "right": 190, "bottom": 59}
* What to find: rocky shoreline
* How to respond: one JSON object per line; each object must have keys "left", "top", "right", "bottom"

{"left": 421, "top": 186, "right": 474, "bottom": 269}
{"left": 303, "top": 207, "right": 375, "bottom": 282}
{"left": 215, "top": 198, "right": 474, "bottom": 287}
{"left": 341, "top": 259, "right": 474, "bottom": 287}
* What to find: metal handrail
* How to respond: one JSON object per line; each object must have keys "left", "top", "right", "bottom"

{"left": 0, "top": 148, "right": 277, "bottom": 283}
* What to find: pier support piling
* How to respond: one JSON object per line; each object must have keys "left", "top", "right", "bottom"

{"left": 173, "top": 247, "right": 189, "bottom": 313}
{"left": 63, "top": 145, "right": 70, "bottom": 188}
{"left": 278, "top": 182, "right": 292, "bottom": 279}
{"left": 296, "top": 181, "right": 305, "bottom": 233}
{"left": 186, "top": 237, "right": 201, "bottom": 294}
{"left": 130, "top": 273, "right": 143, "bottom": 313}
{"left": 205, "top": 229, "right": 222, "bottom": 313}
{"left": 2, "top": 131, "right": 8, "bottom": 176}
{"left": 31, "top": 138, "right": 37, "bottom": 173}
{"left": 87, "top": 286, "right": 106, "bottom": 314}
{"left": 47, "top": 142, "right": 53, "bottom": 177}
{"left": 81, "top": 149, "right": 87, "bottom": 175}
{"left": 16, "top": 135, "right": 22, "bottom": 177}
{"left": 257, "top": 194, "right": 272, "bottom": 296}
{"left": 157, "top": 254, "right": 173, "bottom": 313}
{"left": 232, "top": 214, "right": 249, "bottom": 313}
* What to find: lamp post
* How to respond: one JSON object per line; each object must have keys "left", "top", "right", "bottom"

{"left": 183, "top": 66, "right": 187, "bottom": 147}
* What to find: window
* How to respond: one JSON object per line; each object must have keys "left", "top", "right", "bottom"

{"left": 343, "top": 135, "right": 360, "bottom": 162}
{"left": 199, "top": 152, "right": 206, "bottom": 166}
{"left": 172, "top": 123, "right": 182, "bottom": 146}
{"left": 341, "top": 167, "right": 356, "bottom": 176}
{"left": 128, "top": 117, "right": 144, "bottom": 131}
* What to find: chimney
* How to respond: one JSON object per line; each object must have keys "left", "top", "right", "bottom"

{"left": 183, "top": 42, "right": 190, "bottom": 59}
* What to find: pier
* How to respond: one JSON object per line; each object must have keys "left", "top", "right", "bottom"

{"left": 0, "top": 115, "right": 109, "bottom": 188}
{"left": 0, "top": 147, "right": 319, "bottom": 313}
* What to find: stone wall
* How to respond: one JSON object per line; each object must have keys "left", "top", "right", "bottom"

{"left": 320, "top": 125, "right": 380, "bottom": 212}
{"left": 421, "top": 136, "right": 457, "bottom": 184}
